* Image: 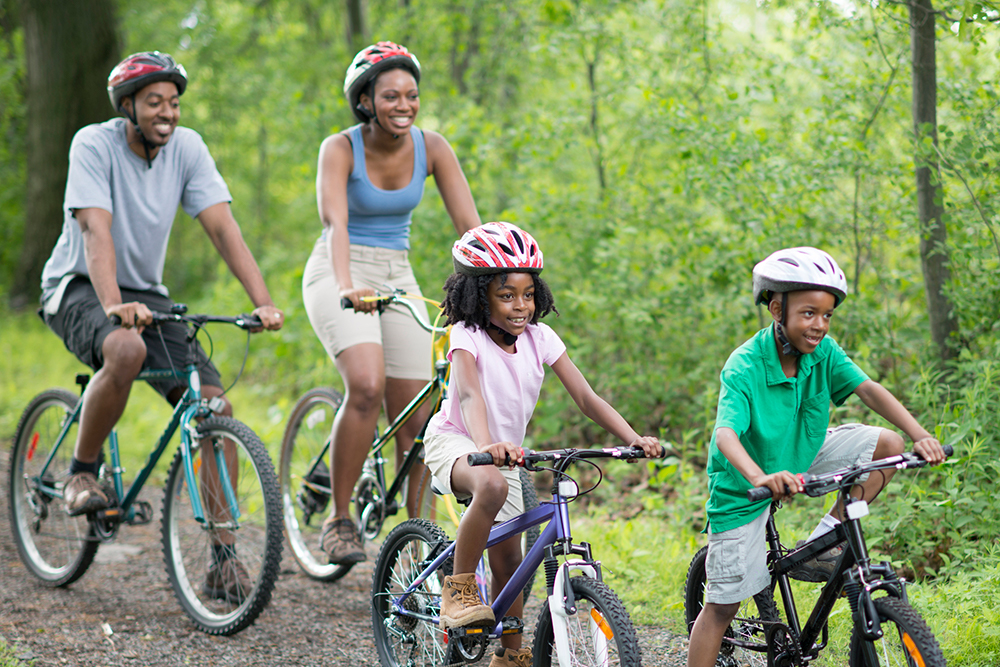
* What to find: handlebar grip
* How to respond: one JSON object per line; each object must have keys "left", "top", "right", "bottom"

{"left": 467, "top": 452, "right": 495, "bottom": 467}
{"left": 943, "top": 444, "right": 954, "bottom": 457}
{"left": 109, "top": 315, "right": 122, "bottom": 326}
{"left": 747, "top": 486, "right": 774, "bottom": 502}
{"left": 240, "top": 314, "right": 264, "bottom": 329}
{"left": 341, "top": 297, "right": 354, "bottom": 310}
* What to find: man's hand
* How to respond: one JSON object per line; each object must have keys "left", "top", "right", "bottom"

{"left": 750, "top": 470, "right": 802, "bottom": 501}
{"left": 106, "top": 302, "right": 153, "bottom": 333}
{"left": 252, "top": 304, "right": 284, "bottom": 331}
{"left": 913, "top": 436, "right": 947, "bottom": 466}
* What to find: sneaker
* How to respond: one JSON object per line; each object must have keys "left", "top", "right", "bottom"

{"left": 440, "top": 573, "right": 495, "bottom": 629}
{"left": 63, "top": 472, "right": 110, "bottom": 516}
{"left": 489, "top": 647, "right": 532, "bottom": 667}
{"left": 202, "top": 557, "right": 252, "bottom": 604}
{"left": 319, "top": 516, "right": 366, "bottom": 565}
{"left": 789, "top": 540, "right": 845, "bottom": 582}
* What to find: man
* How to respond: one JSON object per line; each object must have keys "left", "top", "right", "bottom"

{"left": 39, "top": 51, "right": 283, "bottom": 600}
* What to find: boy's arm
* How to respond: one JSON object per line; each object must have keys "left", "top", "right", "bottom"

{"left": 852, "top": 380, "right": 946, "bottom": 464}
{"left": 550, "top": 353, "right": 662, "bottom": 457}
{"left": 715, "top": 427, "right": 803, "bottom": 500}
{"left": 451, "top": 350, "right": 523, "bottom": 466}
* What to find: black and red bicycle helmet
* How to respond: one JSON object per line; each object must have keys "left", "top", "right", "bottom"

{"left": 107, "top": 51, "right": 187, "bottom": 112}
{"left": 343, "top": 41, "right": 421, "bottom": 123}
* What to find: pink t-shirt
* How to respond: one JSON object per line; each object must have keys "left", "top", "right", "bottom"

{"left": 426, "top": 322, "right": 567, "bottom": 446}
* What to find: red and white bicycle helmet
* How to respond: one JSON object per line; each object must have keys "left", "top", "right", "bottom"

{"left": 453, "top": 222, "right": 544, "bottom": 276}
{"left": 343, "top": 41, "right": 421, "bottom": 123}
{"left": 107, "top": 51, "right": 187, "bottom": 112}
{"left": 752, "top": 247, "right": 848, "bottom": 307}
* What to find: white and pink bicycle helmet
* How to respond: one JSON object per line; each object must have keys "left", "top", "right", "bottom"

{"left": 752, "top": 247, "right": 848, "bottom": 307}
{"left": 452, "top": 222, "right": 544, "bottom": 276}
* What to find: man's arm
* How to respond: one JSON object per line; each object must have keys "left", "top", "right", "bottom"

{"left": 196, "top": 202, "right": 282, "bottom": 330}
{"left": 853, "top": 379, "right": 946, "bottom": 464}
{"left": 77, "top": 207, "right": 153, "bottom": 329}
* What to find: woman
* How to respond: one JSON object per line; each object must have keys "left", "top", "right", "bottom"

{"left": 303, "top": 41, "right": 481, "bottom": 565}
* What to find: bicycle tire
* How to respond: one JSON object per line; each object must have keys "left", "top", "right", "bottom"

{"left": 8, "top": 389, "right": 99, "bottom": 587}
{"left": 532, "top": 575, "right": 641, "bottom": 667}
{"left": 683, "top": 545, "right": 779, "bottom": 667}
{"left": 848, "top": 596, "right": 946, "bottom": 667}
{"left": 415, "top": 465, "right": 541, "bottom": 605}
{"left": 371, "top": 518, "right": 453, "bottom": 667}
{"left": 161, "top": 416, "right": 283, "bottom": 635}
{"left": 279, "top": 387, "right": 350, "bottom": 582}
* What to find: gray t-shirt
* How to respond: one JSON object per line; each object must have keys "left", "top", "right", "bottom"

{"left": 40, "top": 118, "right": 231, "bottom": 301}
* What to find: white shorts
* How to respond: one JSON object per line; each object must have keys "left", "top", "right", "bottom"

{"left": 704, "top": 423, "right": 881, "bottom": 605}
{"left": 423, "top": 431, "right": 524, "bottom": 523}
{"left": 302, "top": 238, "right": 432, "bottom": 380}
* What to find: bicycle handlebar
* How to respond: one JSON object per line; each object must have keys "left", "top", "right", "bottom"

{"left": 467, "top": 445, "right": 668, "bottom": 469}
{"left": 746, "top": 444, "right": 954, "bottom": 502}
{"left": 340, "top": 289, "right": 448, "bottom": 334}
{"left": 110, "top": 311, "right": 263, "bottom": 331}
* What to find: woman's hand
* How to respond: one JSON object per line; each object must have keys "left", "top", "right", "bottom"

{"left": 340, "top": 287, "right": 379, "bottom": 313}
{"left": 479, "top": 441, "right": 523, "bottom": 469}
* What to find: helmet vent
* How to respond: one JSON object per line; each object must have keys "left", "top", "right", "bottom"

{"left": 778, "top": 258, "right": 800, "bottom": 266}
{"left": 511, "top": 233, "right": 525, "bottom": 253}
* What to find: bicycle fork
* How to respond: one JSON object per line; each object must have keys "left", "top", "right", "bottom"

{"left": 547, "top": 558, "right": 606, "bottom": 667}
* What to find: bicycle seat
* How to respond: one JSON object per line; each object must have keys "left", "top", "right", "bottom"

{"left": 430, "top": 475, "right": 472, "bottom": 506}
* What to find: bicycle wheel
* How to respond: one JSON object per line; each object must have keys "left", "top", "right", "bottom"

{"left": 279, "top": 387, "right": 348, "bottom": 581}
{"left": 532, "top": 575, "right": 641, "bottom": 667}
{"left": 161, "top": 416, "right": 283, "bottom": 635}
{"left": 372, "top": 518, "right": 453, "bottom": 667}
{"left": 416, "top": 465, "right": 540, "bottom": 606}
{"left": 683, "top": 546, "right": 779, "bottom": 667}
{"left": 848, "top": 597, "right": 946, "bottom": 667}
{"left": 8, "top": 389, "right": 99, "bottom": 587}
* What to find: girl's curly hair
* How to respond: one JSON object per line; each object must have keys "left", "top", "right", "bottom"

{"left": 440, "top": 272, "right": 558, "bottom": 330}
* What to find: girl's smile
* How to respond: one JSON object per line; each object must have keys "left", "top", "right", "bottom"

{"left": 486, "top": 272, "right": 536, "bottom": 348}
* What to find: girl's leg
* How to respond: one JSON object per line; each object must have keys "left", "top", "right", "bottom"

{"left": 486, "top": 535, "right": 523, "bottom": 650}
{"left": 383, "top": 377, "right": 431, "bottom": 517}
{"left": 686, "top": 602, "right": 740, "bottom": 667}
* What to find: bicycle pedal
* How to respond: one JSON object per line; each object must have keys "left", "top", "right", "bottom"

{"left": 95, "top": 507, "right": 122, "bottom": 521}
{"left": 128, "top": 501, "right": 154, "bottom": 525}
{"left": 500, "top": 616, "right": 524, "bottom": 635}
{"left": 448, "top": 625, "right": 491, "bottom": 638}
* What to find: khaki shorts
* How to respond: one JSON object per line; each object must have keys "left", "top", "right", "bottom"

{"left": 423, "top": 431, "right": 524, "bottom": 523}
{"left": 705, "top": 423, "right": 881, "bottom": 605}
{"left": 302, "top": 238, "right": 432, "bottom": 380}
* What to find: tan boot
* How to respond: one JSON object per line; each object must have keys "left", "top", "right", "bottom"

{"left": 439, "top": 573, "right": 494, "bottom": 629}
{"left": 489, "top": 647, "right": 532, "bottom": 667}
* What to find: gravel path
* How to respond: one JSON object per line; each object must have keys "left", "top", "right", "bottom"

{"left": 0, "top": 454, "right": 688, "bottom": 666}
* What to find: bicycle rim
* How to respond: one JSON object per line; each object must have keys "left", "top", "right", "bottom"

{"left": 8, "top": 389, "right": 98, "bottom": 586}
{"left": 372, "top": 519, "right": 451, "bottom": 667}
{"left": 161, "top": 417, "right": 282, "bottom": 635}
{"left": 533, "top": 576, "right": 641, "bottom": 667}
{"left": 849, "top": 597, "right": 946, "bottom": 667}
{"left": 279, "top": 387, "right": 351, "bottom": 581}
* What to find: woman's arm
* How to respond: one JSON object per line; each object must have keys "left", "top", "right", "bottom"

{"left": 425, "top": 130, "right": 480, "bottom": 235}
{"left": 316, "top": 133, "right": 378, "bottom": 313}
{"left": 549, "top": 352, "right": 660, "bottom": 456}
{"left": 452, "top": 349, "right": 523, "bottom": 465}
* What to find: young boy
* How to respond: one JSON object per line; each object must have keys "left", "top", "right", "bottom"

{"left": 686, "top": 247, "right": 947, "bottom": 667}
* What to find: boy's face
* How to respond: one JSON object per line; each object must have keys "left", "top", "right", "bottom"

{"left": 769, "top": 289, "right": 836, "bottom": 354}
{"left": 487, "top": 272, "right": 535, "bottom": 337}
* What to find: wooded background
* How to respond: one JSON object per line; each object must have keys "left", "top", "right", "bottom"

{"left": 1, "top": 0, "right": 999, "bottom": 588}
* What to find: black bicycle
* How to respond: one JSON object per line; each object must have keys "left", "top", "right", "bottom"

{"left": 684, "top": 445, "right": 952, "bottom": 667}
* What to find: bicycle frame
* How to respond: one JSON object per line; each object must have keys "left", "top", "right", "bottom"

{"left": 28, "top": 360, "right": 239, "bottom": 530}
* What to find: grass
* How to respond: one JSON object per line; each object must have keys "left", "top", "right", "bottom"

{"left": 0, "top": 641, "right": 30, "bottom": 667}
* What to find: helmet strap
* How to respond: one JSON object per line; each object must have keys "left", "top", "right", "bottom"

{"left": 124, "top": 94, "right": 155, "bottom": 169}
{"left": 774, "top": 293, "right": 802, "bottom": 357}
{"left": 487, "top": 322, "right": 518, "bottom": 347}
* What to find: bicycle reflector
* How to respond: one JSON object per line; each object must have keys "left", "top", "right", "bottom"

{"left": 590, "top": 609, "right": 614, "bottom": 640}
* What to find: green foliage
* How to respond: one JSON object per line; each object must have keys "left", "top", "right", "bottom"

{"left": 0, "top": 640, "right": 31, "bottom": 667}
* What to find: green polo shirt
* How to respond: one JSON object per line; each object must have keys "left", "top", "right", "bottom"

{"left": 706, "top": 325, "right": 869, "bottom": 533}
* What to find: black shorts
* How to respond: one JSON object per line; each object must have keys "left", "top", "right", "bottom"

{"left": 43, "top": 277, "right": 223, "bottom": 399}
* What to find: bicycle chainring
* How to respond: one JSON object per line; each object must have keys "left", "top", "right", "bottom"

{"left": 766, "top": 623, "right": 799, "bottom": 667}
{"left": 354, "top": 467, "right": 385, "bottom": 541}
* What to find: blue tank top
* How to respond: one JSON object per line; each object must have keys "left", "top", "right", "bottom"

{"left": 338, "top": 124, "right": 427, "bottom": 251}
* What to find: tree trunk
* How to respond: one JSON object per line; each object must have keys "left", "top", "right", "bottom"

{"left": 10, "top": 0, "right": 119, "bottom": 309}
{"left": 909, "top": 0, "right": 958, "bottom": 363}
{"left": 345, "top": 0, "right": 366, "bottom": 54}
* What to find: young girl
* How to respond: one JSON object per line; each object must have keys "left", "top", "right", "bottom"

{"left": 423, "top": 222, "right": 661, "bottom": 667}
